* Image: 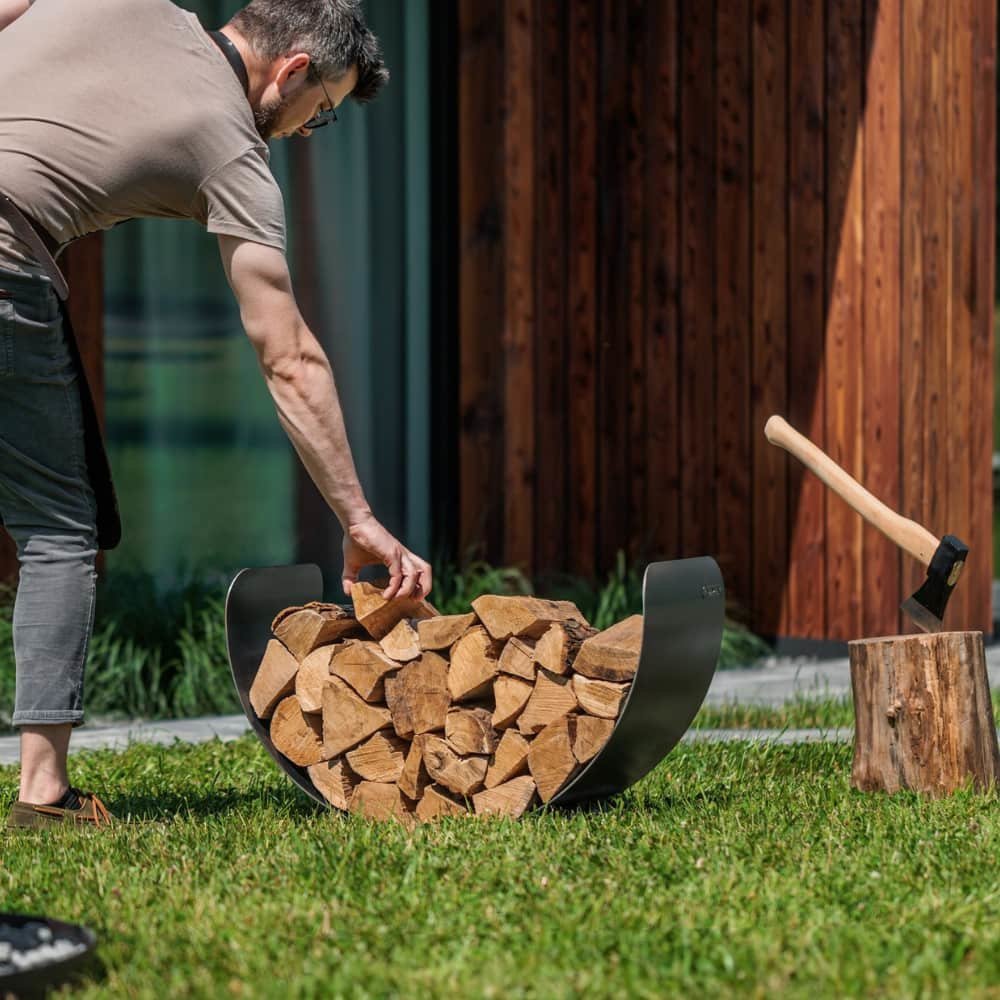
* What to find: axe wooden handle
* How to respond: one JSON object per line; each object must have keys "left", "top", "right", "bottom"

{"left": 764, "top": 415, "right": 940, "bottom": 566}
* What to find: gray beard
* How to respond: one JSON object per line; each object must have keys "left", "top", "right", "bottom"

{"left": 254, "top": 94, "right": 289, "bottom": 140}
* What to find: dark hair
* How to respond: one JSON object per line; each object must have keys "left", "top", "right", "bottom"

{"left": 229, "top": 0, "right": 389, "bottom": 103}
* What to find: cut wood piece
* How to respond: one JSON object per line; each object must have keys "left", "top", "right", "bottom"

{"left": 528, "top": 716, "right": 580, "bottom": 802}
{"left": 572, "top": 715, "right": 615, "bottom": 763}
{"left": 473, "top": 775, "right": 537, "bottom": 818}
{"left": 398, "top": 734, "right": 431, "bottom": 800}
{"left": 423, "top": 735, "right": 488, "bottom": 797}
{"left": 492, "top": 675, "right": 533, "bottom": 729}
{"left": 271, "top": 602, "right": 363, "bottom": 660}
{"left": 418, "top": 613, "right": 477, "bottom": 651}
{"left": 249, "top": 639, "right": 300, "bottom": 720}
{"left": 498, "top": 636, "right": 537, "bottom": 680}
{"left": 269, "top": 696, "right": 328, "bottom": 767}
{"left": 850, "top": 632, "right": 1000, "bottom": 796}
{"left": 329, "top": 640, "right": 400, "bottom": 702}
{"left": 446, "top": 707, "right": 499, "bottom": 755}
{"left": 322, "top": 676, "right": 392, "bottom": 758}
{"left": 348, "top": 782, "right": 414, "bottom": 825}
{"left": 571, "top": 675, "right": 630, "bottom": 719}
{"left": 295, "top": 644, "right": 339, "bottom": 713}
{"left": 572, "top": 615, "right": 643, "bottom": 681}
{"left": 350, "top": 581, "right": 437, "bottom": 640}
{"left": 307, "top": 758, "right": 359, "bottom": 811}
{"left": 346, "top": 731, "right": 409, "bottom": 783}
{"left": 485, "top": 729, "right": 531, "bottom": 788}
{"left": 448, "top": 627, "right": 502, "bottom": 701}
{"left": 384, "top": 652, "right": 451, "bottom": 738}
{"left": 517, "top": 669, "right": 579, "bottom": 735}
{"left": 379, "top": 619, "right": 422, "bottom": 663}
{"left": 415, "top": 784, "right": 469, "bottom": 822}
{"left": 471, "top": 595, "right": 587, "bottom": 640}
{"left": 534, "top": 620, "right": 599, "bottom": 675}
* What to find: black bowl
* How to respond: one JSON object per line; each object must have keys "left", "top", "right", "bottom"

{"left": 0, "top": 913, "right": 97, "bottom": 998}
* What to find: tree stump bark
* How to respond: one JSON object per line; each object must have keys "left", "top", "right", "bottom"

{"left": 849, "top": 631, "right": 1000, "bottom": 796}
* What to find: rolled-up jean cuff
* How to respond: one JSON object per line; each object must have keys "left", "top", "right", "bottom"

{"left": 11, "top": 711, "right": 85, "bottom": 727}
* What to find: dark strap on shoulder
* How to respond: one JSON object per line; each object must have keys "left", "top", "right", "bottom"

{"left": 208, "top": 30, "right": 250, "bottom": 96}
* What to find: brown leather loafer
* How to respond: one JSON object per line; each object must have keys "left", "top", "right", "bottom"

{"left": 6, "top": 790, "right": 113, "bottom": 830}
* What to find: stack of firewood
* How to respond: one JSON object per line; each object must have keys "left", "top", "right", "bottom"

{"left": 248, "top": 583, "right": 642, "bottom": 823}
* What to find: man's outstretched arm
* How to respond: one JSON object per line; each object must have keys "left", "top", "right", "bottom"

{"left": 0, "top": 0, "right": 30, "bottom": 31}
{"left": 218, "top": 235, "right": 432, "bottom": 600}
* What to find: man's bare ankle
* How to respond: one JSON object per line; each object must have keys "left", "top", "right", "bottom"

{"left": 18, "top": 781, "right": 70, "bottom": 806}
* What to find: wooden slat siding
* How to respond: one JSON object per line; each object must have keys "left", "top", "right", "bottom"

{"left": 946, "top": 0, "right": 975, "bottom": 630}
{"left": 458, "top": 0, "right": 506, "bottom": 559}
{"left": 921, "top": 0, "right": 950, "bottom": 617}
{"left": 714, "top": 0, "right": 752, "bottom": 613}
{"left": 679, "top": 0, "right": 716, "bottom": 559}
{"left": 566, "top": 0, "right": 599, "bottom": 577}
{"left": 825, "top": 0, "right": 866, "bottom": 641}
{"left": 861, "top": 0, "right": 902, "bottom": 639}
{"left": 502, "top": 0, "right": 536, "bottom": 572}
{"left": 624, "top": 0, "right": 647, "bottom": 564}
{"left": 644, "top": 0, "right": 681, "bottom": 564}
{"left": 533, "top": 0, "right": 569, "bottom": 574}
{"left": 751, "top": 0, "right": 789, "bottom": 635}
{"left": 787, "top": 0, "right": 826, "bottom": 638}
{"left": 62, "top": 235, "right": 105, "bottom": 426}
{"left": 899, "top": 0, "right": 927, "bottom": 634}
{"left": 970, "top": 0, "right": 996, "bottom": 629}
{"left": 596, "top": 0, "right": 630, "bottom": 571}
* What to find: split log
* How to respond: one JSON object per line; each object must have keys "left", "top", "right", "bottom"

{"left": 350, "top": 581, "right": 437, "bottom": 640}
{"left": 485, "top": 729, "right": 530, "bottom": 788}
{"left": 445, "top": 707, "right": 499, "bottom": 755}
{"left": 384, "top": 652, "right": 450, "bottom": 738}
{"left": 850, "top": 631, "right": 1000, "bottom": 796}
{"left": 517, "top": 669, "right": 579, "bottom": 735}
{"left": 269, "top": 696, "right": 328, "bottom": 767}
{"left": 571, "top": 675, "right": 630, "bottom": 719}
{"left": 271, "top": 602, "right": 362, "bottom": 660}
{"left": 572, "top": 615, "right": 643, "bottom": 681}
{"left": 497, "top": 636, "right": 536, "bottom": 681}
{"left": 418, "top": 613, "right": 477, "bottom": 651}
{"left": 249, "top": 639, "right": 299, "bottom": 719}
{"left": 322, "top": 677, "right": 392, "bottom": 758}
{"left": 329, "top": 641, "right": 400, "bottom": 702}
{"left": 415, "top": 785, "right": 468, "bottom": 822}
{"left": 448, "top": 627, "right": 502, "bottom": 701}
{"left": 379, "top": 619, "right": 422, "bottom": 663}
{"left": 473, "top": 776, "right": 537, "bottom": 818}
{"left": 422, "top": 735, "right": 488, "bottom": 797}
{"left": 346, "top": 731, "right": 409, "bottom": 783}
{"left": 295, "top": 645, "right": 338, "bottom": 713}
{"left": 572, "top": 716, "right": 615, "bottom": 763}
{"left": 492, "top": 675, "right": 533, "bottom": 729}
{"left": 528, "top": 716, "right": 579, "bottom": 802}
{"left": 349, "top": 782, "right": 414, "bottom": 824}
{"left": 398, "top": 734, "right": 431, "bottom": 800}
{"left": 307, "top": 758, "right": 359, "bottom": 810}
{"left": 534, "top": 621, "right": 598, "bottom": 675}
{"left": 471, "top": 594, "right": 586, "bottom": 641}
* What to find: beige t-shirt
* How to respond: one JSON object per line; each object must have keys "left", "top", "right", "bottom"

{"left": 0, "top": 0, "right": 286, "bottom": 275}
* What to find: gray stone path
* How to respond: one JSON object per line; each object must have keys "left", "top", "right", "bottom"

{"left": 2, "top": 644, "right": 999, "bottom": 765}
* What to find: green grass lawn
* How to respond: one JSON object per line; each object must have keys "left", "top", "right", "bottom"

{"left": 5, "top": 736, "right": 1000, "bottom": 998}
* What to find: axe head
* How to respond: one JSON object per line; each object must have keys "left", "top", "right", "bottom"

{"left": 899, "top": 534, "right": 969, "bottom": 633}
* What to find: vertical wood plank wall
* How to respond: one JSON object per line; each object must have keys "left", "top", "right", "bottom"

{"left": 456, "top": 0, "right": 996, "bottom": 640}
{"left": 0, "top": 235, "right": 104, "bottom": 585}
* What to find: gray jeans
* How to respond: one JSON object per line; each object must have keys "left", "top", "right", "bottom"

{"left": 0, "top": 265, "right": 98, "bottom": 726}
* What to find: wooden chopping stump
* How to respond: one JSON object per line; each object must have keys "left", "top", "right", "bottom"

{"left": 849, "top": 631, "right": 1000, "bottom": 797}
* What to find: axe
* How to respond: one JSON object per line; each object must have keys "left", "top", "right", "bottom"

{"left": 764, "top": 415, "right": 968, "bottom": 633}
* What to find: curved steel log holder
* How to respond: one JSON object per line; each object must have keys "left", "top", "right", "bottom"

{"left": 225, "top": 557, "right": 725, "bottom": 809}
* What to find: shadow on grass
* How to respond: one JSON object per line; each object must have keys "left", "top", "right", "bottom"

{"left": 111, "top": 785, "right": 326, "bottom": 823}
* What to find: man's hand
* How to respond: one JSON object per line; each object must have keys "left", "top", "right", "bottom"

{"left": 342, "top": 513, "right": 433, "bottom": 601}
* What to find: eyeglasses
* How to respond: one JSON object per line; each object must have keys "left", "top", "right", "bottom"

{"left": 303, "top": 69, "right": 338, "bottom": 130}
